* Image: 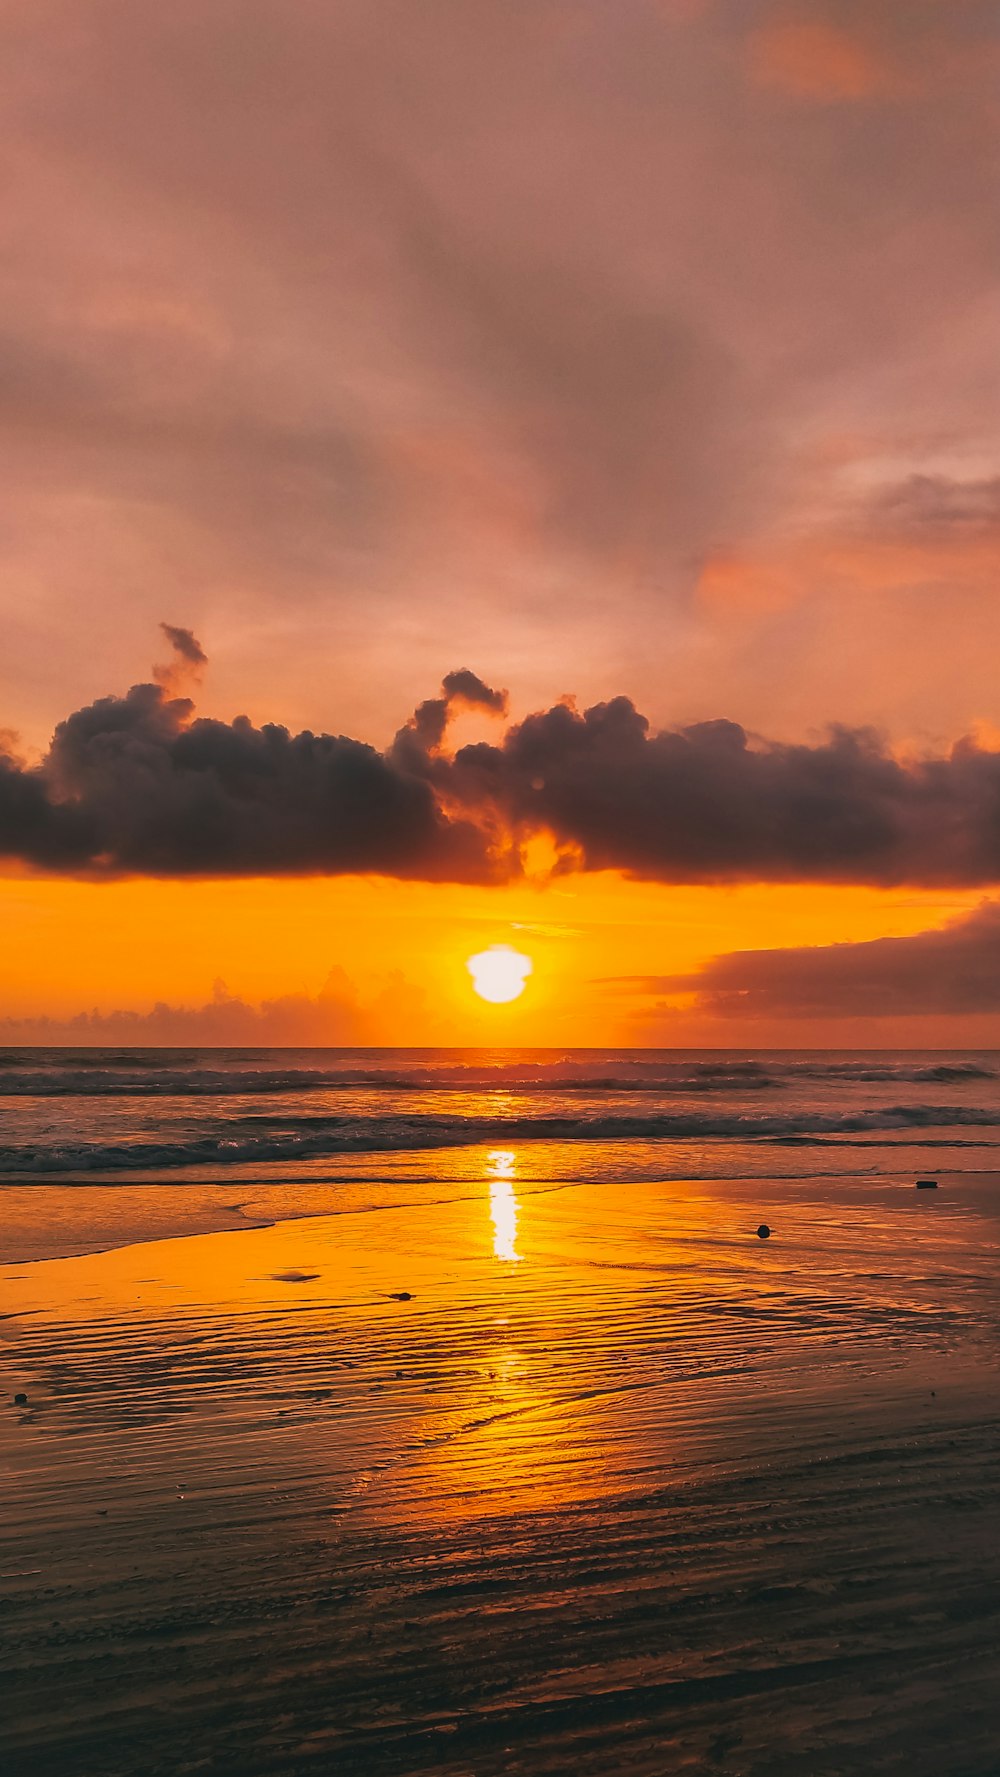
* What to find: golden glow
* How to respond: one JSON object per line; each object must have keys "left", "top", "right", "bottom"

{"left": 466, "top": 945, "right": 533, "bottom": 1004}
{"left": 487, "top": 1149, "right": 521, "bottom": 1262}
{"left": 0, "top": 870, "right": 986, "bottom": 1044}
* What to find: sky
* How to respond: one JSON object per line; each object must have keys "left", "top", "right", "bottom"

{"left": 2, "top": 0, "right": 999, "bottom": 1045}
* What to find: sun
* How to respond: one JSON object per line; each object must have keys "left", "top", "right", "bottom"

{"left": 467, "top": 945, "right": 533, "bottom": 1004}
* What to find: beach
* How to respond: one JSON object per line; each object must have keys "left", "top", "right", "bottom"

{"left": 5, "top": 1069, "right": 1000, "bottom": 1775}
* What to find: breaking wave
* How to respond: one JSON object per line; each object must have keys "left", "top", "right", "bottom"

{"left": 3, "top": 1101, "right": 1000, "bottom": 1173}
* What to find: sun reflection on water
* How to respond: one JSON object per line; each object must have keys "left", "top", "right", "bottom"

{"left": 487, "top": 1148, "right": 521, "bottom": 1262}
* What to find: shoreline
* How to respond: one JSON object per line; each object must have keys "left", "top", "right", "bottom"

{"left": 5, "top": 1159, "right": 999, "bottom": 1268}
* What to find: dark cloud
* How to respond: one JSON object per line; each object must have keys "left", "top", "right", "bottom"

{"left": 0, "top": 744, "right": 95, "bottom": 868}
{"left": 392, "top": 668, "right": 507, "bottom": 763}
{"left": 153, "top": 622, "right": 209, "bottom": 694}
{"left": 643, "top": 901, "right": 1000, "bottom": 1018}
{"left": 448, "top": 697, "right": 1000, "bottom": 886}
{"left": 0, "top": 657, "right": 500, "bottom": 881}
{"left": 9, "top": 659, "right": 1000, "bottom": 886}
{"left": 160, "top": 623, "right": 205, "bottom": 666}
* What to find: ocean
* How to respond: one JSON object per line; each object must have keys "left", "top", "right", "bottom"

{"left": 3, "top": 1044, "right": 999, "bottom": 1173}
{"left": 3, "top": 1043, "right": 998, "bottom": 1262}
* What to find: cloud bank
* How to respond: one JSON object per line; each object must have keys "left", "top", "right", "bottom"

{"left": 7, "top": 640, "right": 1000, "bottom": 886}
{"left": 452, "top": 701, "right": 1000, "bottom": 886}
{"left": 646, "top": 901, "right": 1000, "bottom": 1019}
{"left": 0, "top": 640, "right": 505, "bottom": 881}
{"left": 0, "top": 968, "right": 426, "bottom": 1047}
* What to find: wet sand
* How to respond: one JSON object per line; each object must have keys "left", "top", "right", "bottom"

{"left": 4, "top": 1168, "right": 1000, "bottom": 1774}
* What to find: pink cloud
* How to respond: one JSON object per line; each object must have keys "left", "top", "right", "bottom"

{"left": 0, "top": 1, "right": 997, "bottom": 752}
{"left": 749, "top": 22, "right": 890, "bottom": 101}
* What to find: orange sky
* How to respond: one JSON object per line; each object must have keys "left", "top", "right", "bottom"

{"left": 0, "top": 868, "right": 988, "bottom": 1046}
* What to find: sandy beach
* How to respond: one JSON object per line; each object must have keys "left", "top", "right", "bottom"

{"left": 5, "top": 1164, "right": 1000, "bottom": 1775}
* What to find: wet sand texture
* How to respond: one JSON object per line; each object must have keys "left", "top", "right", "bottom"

{"left": 3, "top": 1172, "right": 1000, "bottom": 1775}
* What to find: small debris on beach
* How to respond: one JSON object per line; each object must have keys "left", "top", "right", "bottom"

{"left": 14, "top": 1392, "right": 28, "bottom": 1404}
{"left": 916, "top": 1179, "right": 939, "bottom": 1190}
{"left": 389, "top": 1291, "right": 413, "bottom": 1301}
{"left": 271, "top": 1270, "right": 321, "bottom": 1282}
{"left": 756, "top": 1224, "right": 771, "bottom": 1239}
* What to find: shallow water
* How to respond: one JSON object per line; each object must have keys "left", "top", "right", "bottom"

{"left": 4, "top": 1161, "right": 1000, "bottom": 1774}
{"left": 4, "top": 1046, "right": 1000, "bottom": 1262}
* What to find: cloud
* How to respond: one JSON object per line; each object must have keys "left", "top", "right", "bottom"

{"left": 866, "top": 474, "right": 1000, "bottom": 539}
{"left": 749, "top": 21, "right": 888, "bottom": 102}
{"left": 3, "top": 0, "right": 999, "bottom": 756}
{"left": 392, "top": 668, "right": 508, "bottom": 763}
{"left": 153, "top": 621, "right": 208, "bottom": 694}
{"left": 642, "top": 901, "right": 1000, "bottom": 1018}
{"left": 11, "top": 648, "right": 1000, "bottom": 887}
{"left": 0, "top": 966, "right": 427, "bottom": 1046}
{"left": 744, "top": 1, "right": 988, "bottom": 104}
{"left": 0, "top": 644, "right": 500, "bottom": 881}
{"left": 450, "top": 697, "right": 1000, "bottom": 887}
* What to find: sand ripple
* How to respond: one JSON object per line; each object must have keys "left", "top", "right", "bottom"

{"left": 3, "top": 1172, "right": 1000, "bottom": 1773}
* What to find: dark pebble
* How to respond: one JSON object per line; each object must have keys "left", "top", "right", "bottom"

{"left": 389, "top": 1291, "right": 413, "bottom": 1301}
{"left": 756, "top": 1224, "right": 771, "bottom": 1239}
{"left": 14, "top": 1392, "right": 28, "bottom": 1405}
{"left": 916, "top": 1179, "right": 939, "bottom": 1189}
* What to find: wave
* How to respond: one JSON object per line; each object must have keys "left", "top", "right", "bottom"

{"left": 0, "top": 1053, "right": 993, "bottom": 1097}
{"left": 2, "top": 1102, "right": 999, "bottom": 1173}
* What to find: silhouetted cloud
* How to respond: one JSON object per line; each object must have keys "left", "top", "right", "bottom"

{"left": 153, "top": 622, "right": 208, "bottom": 693}
{"left": 640, "top": 901, "right": 1000, "bottom": 1018}
{"left": 0, "top": 644, "right": 500, "bottom": 881}
{"left": 10, "top": 654, "right": 1000, "bottom": 886}
{"left": 450, "top": 698, "right": 1000, "bottom": 886}
{"left": 0, "top": 967, "right": 427, "bottom": 1045}
{"left": 392, "top": 668, "right": 508, "bottom": 765}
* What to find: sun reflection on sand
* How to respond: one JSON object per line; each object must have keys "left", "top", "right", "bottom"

{"left": 487, "top": 1148, "right": 520, "bottom": 1262}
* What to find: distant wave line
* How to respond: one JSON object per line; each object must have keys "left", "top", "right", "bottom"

{"left": 3, "top": 1101, "right": 1000, "bottom": 1172}
{"left": 0, "top": 1058, "right": 992, "bottom": 1098}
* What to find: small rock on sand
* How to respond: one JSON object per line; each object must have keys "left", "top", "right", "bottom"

{"left": 756, "top": 1224, "right": 771, "bottom": 1239}
{"left": 916, "top": 1179, "right": 939, "bottom": 1189}
{"left": 14, "top": 1392, "right": 27, "bottom": 1405}
{"left": 389, "top": 1291, "right": 413, "bottom": 1301}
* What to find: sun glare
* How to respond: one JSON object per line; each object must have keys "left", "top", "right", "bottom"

{"left": 467, "top": 945, "right": 533, "bottom": 1004}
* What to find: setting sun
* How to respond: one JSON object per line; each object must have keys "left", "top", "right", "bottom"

{"left": 466, "top": 945, "right": 533, "bottom": 1004}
